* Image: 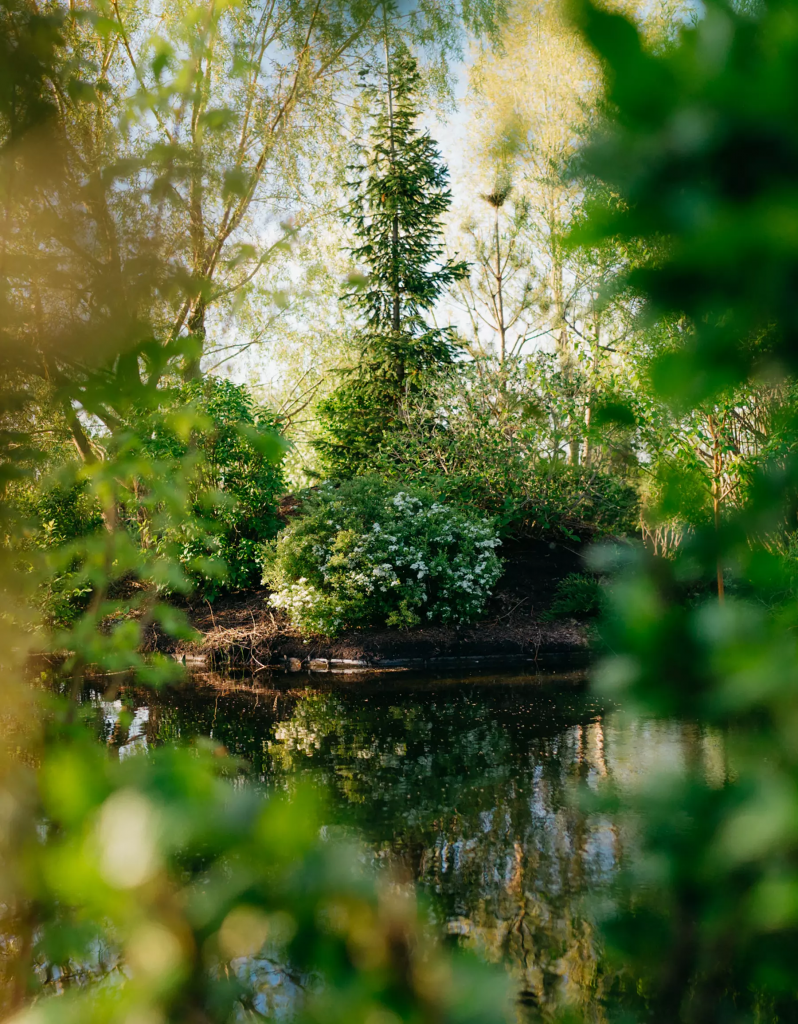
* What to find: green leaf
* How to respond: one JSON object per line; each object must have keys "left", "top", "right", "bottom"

{"left": 199, "top": 107, "right": 236, "bottom": 131}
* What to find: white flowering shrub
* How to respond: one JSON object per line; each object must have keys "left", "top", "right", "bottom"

{"left": 261, "top": 477, "right": 502, "bottom": 636}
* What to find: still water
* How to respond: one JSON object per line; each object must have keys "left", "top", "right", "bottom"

{"left": 87, "top": 665, "right": 725, "bottom": 1019}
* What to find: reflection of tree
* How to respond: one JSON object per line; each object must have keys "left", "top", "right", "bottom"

{"left": 268, "top": 688, "right": 620, "bottom": 1020}
{"left": 92, "top": 684, "right": 301, "bottom": 774}
{"left": 92, "top": 681, "right": 726, "bottom": 1022}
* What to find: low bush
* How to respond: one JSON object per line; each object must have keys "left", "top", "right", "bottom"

{"left": 431, "top": 465, "right": 639, "bottom": 541}
{"left": 544, "top": 572, "right": 603, "bottom": 619}
{"left": 261, "top": 476, "right": 503, "bottom": 636}
{"left": 10, "top": 379, "right": 287, "bottom": 616}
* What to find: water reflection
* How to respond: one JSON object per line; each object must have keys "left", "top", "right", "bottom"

{"left": 84, "top": 669, "right": 726, "bottom": 1020}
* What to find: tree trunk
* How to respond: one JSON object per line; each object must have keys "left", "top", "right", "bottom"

{"left": 548, "top": 200, "right": 578, "bottom": 464}
{"left": 495, "top": 203, "right": 506, "bottom": 367}
{"left": 383, "top": 7, "right": 402, "bottom": 385}
{"left": 710, "top": 419, "right": 725, "bottom": 603}
{"left": 64, "top": 401, "right": 98, "bottom": 465}
{"left": 713, "top": 482, "right": 725, "bottom": 602}
{"left": 582, "top": 313, "right": 601, "bottom": 467}
{"left": 184, "top": 296, "right": 206, "bottom": 381}
{"left": 185, "top": 73, "right": 207, "bottom": 381}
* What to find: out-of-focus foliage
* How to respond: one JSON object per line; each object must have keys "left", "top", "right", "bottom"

{"left": 572, "top": 0, "right": 798, "bottom": 402}
{"left": 608, "top": 316, "right": 798, "bottom": 550}
{"left": 262, "top": 476, "right": 502, "bottom": 635}
{"left": 569, "top": 0, "right": 798, "bottom": 1018}
{"left": 2, "top": 731, "right": 507, "bottom": 1024}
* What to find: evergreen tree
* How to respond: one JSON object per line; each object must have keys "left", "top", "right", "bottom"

{"left": 315, "top": 45, "right": 468, "bottom": 477}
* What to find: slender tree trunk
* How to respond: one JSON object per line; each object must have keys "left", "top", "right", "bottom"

{"left": 582, "top": 313, "right": 600, "bottom": 467}
{"left": 63, "top": 401, "right": 97, "bottom": 466}
{"left": 383, "top": 5, "right": 402, "bottom": 387}
{"left": 9, "top": 897, "right": 37, "bottom": 1014}
{"left": 495, "top": 204, "right": 506, "bottom": 367}
{"left": 710, "top": 417, "right": 725, "bottom": 603}
{"left": 547, "top": 194, "right": 578, "bottom": 465}
{"left": 392, "top": 211, "right": 400, "bottom": 336}
{"left": 184, "top": 296, "right": 206, "bottom": 381}
{"left": 43, "top": 359, "right": 116, "bottom": 532}
{"left": 185, "top": 65, "right": 207, "bottom": 381}
{"left": 713, "top": 473, "right": 725, "bottom": 603}
{"left": 551, "top": 241, "right": 566, "bottom": 367}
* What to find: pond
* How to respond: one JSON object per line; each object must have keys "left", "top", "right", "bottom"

{"left": 85, "top": 663, "right": 726, "bottom": 1020}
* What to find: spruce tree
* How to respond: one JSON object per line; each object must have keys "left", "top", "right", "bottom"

{"left": 315, "top": 45, "right": 468, "bottom": 478}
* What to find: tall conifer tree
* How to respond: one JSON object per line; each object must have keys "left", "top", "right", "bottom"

{"left": 315, "top": 42, "right": 467, "bottom": 477}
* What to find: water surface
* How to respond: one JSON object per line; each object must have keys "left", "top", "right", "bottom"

{"left": 88, "top": 666, "right": 724, "bottom": 1019}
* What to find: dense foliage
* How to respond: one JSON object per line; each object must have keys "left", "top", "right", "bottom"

{"left": 12, "top": 480, "right": 105, "bottom": 626}
{"left": 374, "top": 362, "right": 640, "bottom": 536}
{"left": 544, "top": 572, "right": 603, "bottom": 619}
{"left": 133, "top": 377, "right": 286, "bottom": 598}
{"left": 262, "top": 477, "right": 502, "bottom": 635}
{"left": 0, "top": 6, "right": 510, "bottom": 1023}
{"left": 567, "top": 0, "right": 798, "bottom": 1018}
{"left": 572, "top": 0, "right": 798, "bottom": 402}
{"left": 10, "top": 378, "right": 285, "bottom": 624}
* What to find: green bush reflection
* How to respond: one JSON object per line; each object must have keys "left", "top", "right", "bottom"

{"left": 91, "top": 675, "right": 729, "bottom": 1020}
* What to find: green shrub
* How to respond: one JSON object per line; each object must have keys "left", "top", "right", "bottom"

{"left": 134, "top": 377, "right": 286, "bottom": 599}
{"left": 314, "top": 372, "right": 403, "bottom": 480}
{"left": 440, "top": 465, "right": 639, "bottom": 540}
{"left": 371, "top": 365, "right": 640, "bottom": 539}
{"left": 9, "top": 379, "right": 286, "bottom": 616}
{"left": 377, "top": 444, "right": 639, "bottom": 540}
{"left": 261, "top": 476, "right": 503, "bottom": 636}
{"left": 544, "top": 572, "right": 603, "bottom": 619}
{"left": 12, "top": 479, "right": 105, "bottom": 627}
{"left": 15, "top": 479, "right": 104, "bottom": 544}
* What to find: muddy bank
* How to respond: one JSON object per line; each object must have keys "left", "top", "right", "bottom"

{"left": 155, "top": 537, "right": 593, "bottom": 673}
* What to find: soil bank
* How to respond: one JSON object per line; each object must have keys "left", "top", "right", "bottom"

{"left": 153, "top": 537, "right": 593, "bottom": 673}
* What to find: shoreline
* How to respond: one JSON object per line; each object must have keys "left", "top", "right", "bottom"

{"left": 156, "top": 537, "right": 594, "bottom": 675}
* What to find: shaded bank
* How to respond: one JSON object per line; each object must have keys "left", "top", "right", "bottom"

{"left": 151, "top": 537, "right": 593, "bottom": 671}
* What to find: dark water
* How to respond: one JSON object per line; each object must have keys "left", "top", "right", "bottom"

{"left": 87, "top": 665, "right": 726, "bottom": 1019}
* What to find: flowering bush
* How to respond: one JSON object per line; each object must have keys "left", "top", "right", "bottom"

{"left": 261, "top": 477, "right": 502, "bottom": 636}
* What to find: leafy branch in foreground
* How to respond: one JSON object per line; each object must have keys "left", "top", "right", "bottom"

{"left": 570, "top": 0, "right": 798, "bottom": 1019}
